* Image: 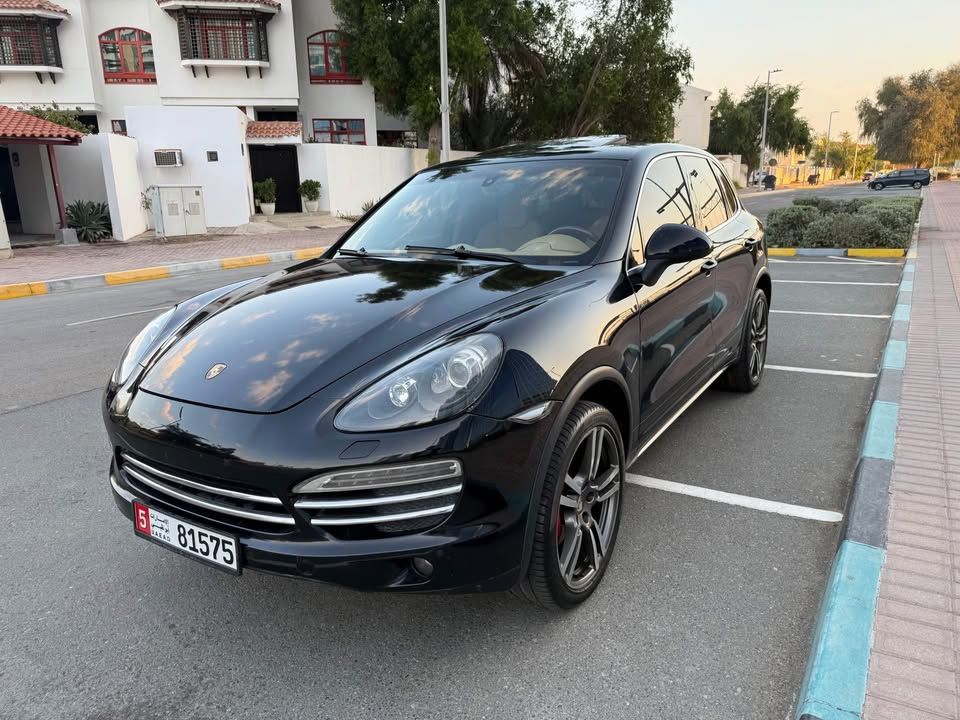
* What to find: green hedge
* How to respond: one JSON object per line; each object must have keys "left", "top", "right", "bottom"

{"left": 766, "top": 195, "right": 919, "bottom": 248}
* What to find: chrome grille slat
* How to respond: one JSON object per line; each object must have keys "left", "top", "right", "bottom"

{"left": 294, "top": 483, "right": 462, "bottom": 510}
{"left": 121, "top": 453, "right": 283, "bottom": 505}
{"left": 306, "top": 504, "right": 457, "bottom": 526}
{"left": 121, "top": 465, "right": 295, "bottom": 526}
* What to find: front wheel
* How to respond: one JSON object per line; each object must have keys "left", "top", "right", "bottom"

{"left": 721, "top": 288, "right": 769, "bottom": 392}
{"left": 873, "top": 182, "right": 884, "bottom": 191}
{"left": 517, "top": 401, "right": 624, "bottom": 610}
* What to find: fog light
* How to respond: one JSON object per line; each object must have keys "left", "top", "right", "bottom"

{"left": 413, "top": 557, "right": 434, "bottom": 577}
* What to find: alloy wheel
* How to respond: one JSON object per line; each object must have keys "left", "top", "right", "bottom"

{"left": 749, "top": 293, "right": 768, "bottom": 384}
{"left": 556, "top": 426, "right": 621, "bottom": 591}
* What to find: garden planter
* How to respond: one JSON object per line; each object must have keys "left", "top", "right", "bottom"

{"left": 260, "top": 202, "right": 276, "bottom": 216}
{"left": 303, "top": 199, "right": 319, "bottom": 212}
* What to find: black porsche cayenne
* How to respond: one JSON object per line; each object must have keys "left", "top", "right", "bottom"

{"left": 104, "top": 137, "right": 770, "bottom": 609}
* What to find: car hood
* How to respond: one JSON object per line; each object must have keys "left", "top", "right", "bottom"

{"left": 138, "top": 256, "right": 573, "bottom": 413}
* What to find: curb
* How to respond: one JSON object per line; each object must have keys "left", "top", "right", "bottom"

{"left": 0, "top": 246, "right": 328, "bottom": 301}
{"left": 768, "top": 248, "right": 907, "bottom": 258}
{"left": 794, "top": 219, "right": 919, "bottom": 720}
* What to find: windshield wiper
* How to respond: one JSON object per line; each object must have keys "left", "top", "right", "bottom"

{"left": 337, "top": 247, "right": 370, "bottom": 257}
{"left": 404, "top": 244, "right": 522, "bottom": 264}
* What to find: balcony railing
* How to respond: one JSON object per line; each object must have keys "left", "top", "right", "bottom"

{"left": 0, "top": 16, "right": 62, "bottom": 70}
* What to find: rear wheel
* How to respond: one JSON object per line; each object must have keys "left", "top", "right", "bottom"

{"left": 721, "top": 287, "right": 769, "bottom": 392}
{"left": 912, "top": 181, "right": 922, "bottom": 190}
{"left": 517, "top": 401, "right": 624, "bottom": 610}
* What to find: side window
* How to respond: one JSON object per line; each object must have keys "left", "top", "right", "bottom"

{"left": 680, "top": 155, "right": 728, "bottom": 232}
{"left": 635, "top": 157, "right": 695, "bottom": 260}
{"left": 711, "top": 161, "right": 739, "bottom": 218}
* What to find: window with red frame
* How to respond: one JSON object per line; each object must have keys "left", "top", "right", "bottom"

{"left": 312, "top": 119, "right": 365, "bottom": 145}
{"left": 99, "top": 28, "right": 155, "bottom": 83}
{"left": 308, "top": 31, "right": 359, "bottom": 84}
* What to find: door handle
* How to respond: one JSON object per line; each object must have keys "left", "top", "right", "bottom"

{"left": 743, "top": 238, "right": 761, "bottom": 249}
{"left": 700, "top": 259, "right": 718, "bottom": 274}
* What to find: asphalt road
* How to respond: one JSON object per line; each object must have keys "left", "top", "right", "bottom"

{"left": 0, "top": 255, "right": 902, "bottom": 719}
{"left": 741, "top": 182, "right": 922, "bottom": 221}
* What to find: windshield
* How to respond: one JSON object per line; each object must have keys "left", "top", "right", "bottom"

{"left": 340, "top": 160, "right": 624, "bottom": 265}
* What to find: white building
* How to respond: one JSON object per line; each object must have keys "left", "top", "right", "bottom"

{"left": 672, "top": 84, "right": 713, "bottom": 150}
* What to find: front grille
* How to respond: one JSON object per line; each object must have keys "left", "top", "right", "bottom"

{"left": 119, "top": 453, "right": 294, "bottom": 532}
{"left": 293, "top": 462, "right": 463, "bottom": 535}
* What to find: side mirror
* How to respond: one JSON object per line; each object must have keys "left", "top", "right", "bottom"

{"left": 627, "top": 223, "right": 712, "bottom": 287}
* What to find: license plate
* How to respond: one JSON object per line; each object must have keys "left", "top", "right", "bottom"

{"left": 133, "top": 501, "right": 240, "bottom": 574}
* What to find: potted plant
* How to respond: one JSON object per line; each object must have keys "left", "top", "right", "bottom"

{"left": 254, "top": 178, "right": 277, "bottom": 216}
{"left": 298, "top": 179, "right": 322, "bottom": 212}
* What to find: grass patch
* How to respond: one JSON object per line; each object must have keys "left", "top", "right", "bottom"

{"left": 766, "top": 195, "right": 920, "bottom": 248}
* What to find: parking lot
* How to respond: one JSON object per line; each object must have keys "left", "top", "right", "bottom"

{"left": 0, "top": 253, "right": 902, "bottom": 719}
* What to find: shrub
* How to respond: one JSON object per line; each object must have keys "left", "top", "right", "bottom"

{"left": 254, "top": 178, "right": 277, "bottom": 204}
{"left": 802, "top": 213, "right": 906, "bottom": 248}
{"left": 856, "top": 203, "right": 916, "bottom": 236}
{"left": 765, "top": 205, "right": 820, "bottom": 247}
{"left": 793, "top": 196, "right": 867, "bottom": 214}
{"left": 298, "top": 179, "right": 321, "bottom": 201}
{"left": 66, "top": 200, "right": 112, "bottom": 243}
{"left": 360, "top": 198, "right": 380, "bottom": 213}
{"left": 937, "top": 171, "right": 952, "bottom": 180}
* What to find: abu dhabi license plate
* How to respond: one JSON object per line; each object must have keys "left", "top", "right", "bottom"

{"left": 133, "top": 501, "right": 239, "bottom": 574}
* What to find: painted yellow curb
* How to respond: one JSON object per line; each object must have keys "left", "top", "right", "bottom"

{"left": 221, "top": 254, "right": 272, "bottom": 269}
{"left": 105, "top": 266, "right": 171, "bottom": 285}
{"left": 293, "top": 246, "right": 327, "bottom": 260}
{"left": 768, "top": 248, "right": 797, "bottom": 256}
{"left": 847, "top": 248, "right": 907, "bottom": 258}
{"left": 0, "top": 281, "right": 48, "bottom": 300}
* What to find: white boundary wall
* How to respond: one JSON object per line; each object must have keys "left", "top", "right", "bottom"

{"left": 101, "top": 134, "right": 147, "bottom": 241}
{"left": 298, "top": 144, "right": 474, "bottom": 217}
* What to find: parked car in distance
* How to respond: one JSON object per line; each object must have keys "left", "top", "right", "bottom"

{"left": 862, "top": 171, "right": 874, "bottom": 182}
{"left": 103, "top": 137, "right": 770, "bottom": 610}
{"left": 870, "top": 168, "right": 930, "bottom": 190}
{"left": 762, "top": 173, "right": 777, "bottom": 190}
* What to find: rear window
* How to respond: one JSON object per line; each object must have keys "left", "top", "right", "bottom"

{"left": 341, "top": 159, "right": 625, "bottom": 265}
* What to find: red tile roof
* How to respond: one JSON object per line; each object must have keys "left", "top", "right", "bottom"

{"left": 0, "top": 0, "right": 69, "bottom": 14}
{"left": 156, "top": 0, "right": 280, "bottom": 7}
{"left": 0, "top": 105, "right": 84, "bottom": 141}
{"left": 247, "top": 120, "right": 301, "bottom": 139}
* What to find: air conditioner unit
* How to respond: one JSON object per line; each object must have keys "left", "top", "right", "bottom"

{"left": 154, "top": 149, "right": 183, "bottom": 167}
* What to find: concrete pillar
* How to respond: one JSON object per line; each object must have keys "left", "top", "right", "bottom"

{"left": 0, "top": 190, "right": 11, "bottom": 259}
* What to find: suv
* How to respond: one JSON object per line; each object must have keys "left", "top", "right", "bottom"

{"left": 870, "top": 168, "right": 930, "bottom": 190}
{"left": 104, "top": 138, "right": 770, "bottom": 609}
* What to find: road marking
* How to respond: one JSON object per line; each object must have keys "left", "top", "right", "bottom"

{"left": 771, "top": 310, "right": 891, "bottom": 319}
{"left": 829, "top": 256, "right": 901, "bottom": 265}
{"left": 766, "top": 364, "right": 877, "bottom": 378}
{"left": 771, "top": 259, "right": 899, "bottom": 266}
{"left": 774, "top": 280, "right": 899, "bottom": 286}
{"left": 66, "top": 306, "right": 169, "bottom": 327}
{"left": 626, "top": 474, "right": 844, "bottom": 523}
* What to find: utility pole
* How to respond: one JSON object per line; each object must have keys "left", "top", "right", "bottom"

{"left": 758, "top": 68, "right": 782, "bottom": 184}
{"left": 822, "top": 110, "right": 838, "bottom": 184}
{"left": 438, "top": 0, "right": 451, "bottom": 163}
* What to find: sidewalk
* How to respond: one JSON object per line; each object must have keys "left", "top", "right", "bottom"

{"left": 863, "top": 182, "right": 960, "bottom": 719}
{"left": 0, "top": 226, "right": 346, "bottom": 286}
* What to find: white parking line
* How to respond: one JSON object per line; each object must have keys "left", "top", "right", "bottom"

{"left": 766, "top": 364, "right": 877, "bottom": 378}
{"left": 626, "top": 474, "right": 843, "bottom": 523}
{"left": 770, "top": 259, "right": 899, "bottom": 266}
{"left": 66, "top": 307, "right": 168, "bottom": 327}
{"left": 771, "top": 309, "right": 891, "bottom": 319}
{"left": 773, "top": 280, "right": 898, "bottom": 286}
{"left": 828, "top": 256, "right": 899, "bottom": 265}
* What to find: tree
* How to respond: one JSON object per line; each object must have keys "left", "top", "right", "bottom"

{"left": 512, "top": 0, "right": 692, "bottom": 141}
{"left": 21, "top": 104, "right": 90, "bottom": 134}
{"left": 858, "top": 65, "right": 960, "bottom": 165}
{"left": 331, "top": 0, "right": 548, "bottom": 157}
{"left": 708, "top": 84, "right": 812, "bottom": 172}
{"left": 810, "top": 132, "right": 876, "bottom": 178}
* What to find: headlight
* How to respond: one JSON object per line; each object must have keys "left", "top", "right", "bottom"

{"left": 113, "top": 307, "right": 175, "bottom": 385}
{"left": 335, "top": 334, "right": 503, "bottom": 431}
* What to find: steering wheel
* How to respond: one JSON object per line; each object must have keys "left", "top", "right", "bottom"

{"left": 546, "top": 226, "right": 597, "bottom": 245}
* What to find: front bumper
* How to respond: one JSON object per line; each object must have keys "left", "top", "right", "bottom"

{"left": 105, "top": 387, "right": 556, "bottom": 592}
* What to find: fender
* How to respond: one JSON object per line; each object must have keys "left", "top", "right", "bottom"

{"left": 516, "top": 365, "right": 632, "bottom": 577}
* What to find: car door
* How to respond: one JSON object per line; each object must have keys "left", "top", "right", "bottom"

{"left": 633, "top": 155, "right": 718, "bottom": 435}
{"left": 680, "top": 154, "right": 761, "bottom": 364}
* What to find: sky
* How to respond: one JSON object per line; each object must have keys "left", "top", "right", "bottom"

{"left": 670, "top": 0, "right": 960, "bottom": 138}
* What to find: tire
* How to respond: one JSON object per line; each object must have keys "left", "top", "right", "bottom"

{"left": 721, "top": 287, "right": 769, "bottom": 393}
{"left": 517, "top": 401, "right": 624, "bottom": 610}
{"left": 912, "top": 181, "right": 922, "bottom": 190}
{"left": 873, "top": 182, "right": 884, "bottom": 191}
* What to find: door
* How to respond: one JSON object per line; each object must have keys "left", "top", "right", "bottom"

{"left": 182, "top": 187, "right": 206, "bottom": 235}
{"left": 0, "top": 148, "right": 21, "bottom": 227}
{"left": 680, "top": 154, "right": 759, "bottom": 364}
{"left": 249, "top": 145, "right": 301, "bottom": 213}
{"left": 159, "top": 187, "right": 187, "bottom": 236}
{"left": 634, "top": 155, "right": 717, "bottom": 435}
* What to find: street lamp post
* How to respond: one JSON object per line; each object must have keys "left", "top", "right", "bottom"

{"left": 758, "top": 68, "right": 782, "bottom": 184}
{"left": 822, "top": 110, "right": 838, "bottom": 185}
{"left": 438, "top": 0, "right": 451, "bottom": 163}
